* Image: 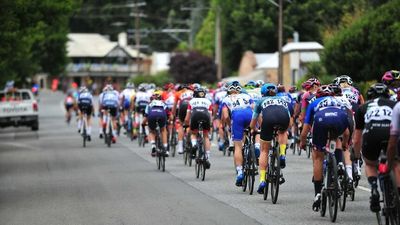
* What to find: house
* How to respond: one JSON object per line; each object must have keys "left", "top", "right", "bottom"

{"left": 232, "top": 41, "right": 323, "bottom": 86}
{"left": 64, "top": 33, "right": 149, "bottom": 92}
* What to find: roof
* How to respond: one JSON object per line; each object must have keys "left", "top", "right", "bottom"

{"left": 254, "top": 53, "right": 274, "bottom": 67}
{"left": 282, "top": 42, "right": 323, "bottom": 53}
{"left": 67, "top": 33, "right": 147, "bottom": 58}
{"left": 256, "top": 52, "right": 278, "bottom": 69}
{"left": 67, "top": 34, "right": 117, "bottom": 57}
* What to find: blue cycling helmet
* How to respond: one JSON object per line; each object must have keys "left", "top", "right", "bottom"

{"left": 261, "top": 83, "right": 277, "bottom": 96}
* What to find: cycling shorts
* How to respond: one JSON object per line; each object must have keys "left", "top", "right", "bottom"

{"left": 362, "top": 123, "right": 390, "bottom": 161}
{"left": 65, "top": 103, "right": 74, "bottom": 111}
{"left": 104, "top": 105, "right": 118, "bottom": 117}
{"left": 147, "top": 108, "right": 167, "bottom": 130}
{"left": 312, "top": 108, "right": 349, "bottom": 151}
{"left": 231, "top": 108, "right": 252, "bottom": 141}
{"left": 190, "top": 108, "right": 211, "bottom": 132}
{"left": 123, "top": 99, "right": 131, "bottom": 110}
{"left": 178, "top": 100, "right": 189, "bottom": 122}
{"left": 260, "top": 106, "right": 290, "bottom": 141}
{"left": 78, "top": 103, "right": 92, "bottom": 115}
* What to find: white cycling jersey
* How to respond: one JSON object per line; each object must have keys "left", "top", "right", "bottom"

{"left": 222, "top": 93, "right": 253, "bottom": 111}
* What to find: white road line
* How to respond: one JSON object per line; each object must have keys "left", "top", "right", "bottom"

{"left": 358, "top": 185, "right": 371, "bottom": 192}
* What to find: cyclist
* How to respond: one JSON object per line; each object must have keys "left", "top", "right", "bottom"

{"left": 334, "top": 75, "right": 364, "bottom": 189}
{"left": 100, "top": 84, "right": 120, "bottom": 143}
{"left": 213, "top": 82, "right": 227, "bottom": 151}
{"left": 142, "top": 90, "right": 169, "bottom": 157}
{"left": 184, "top": 87, "right": 213, "bottom": 168}
{"left": 243, "top": 81, "right": 261, "bottom": 157}
{"left": 171, "top": 84, "right": 194, "bottom": 154}
{"left": 299, "top": 78, "right": 320, "bottom": 123}
{"left": 221, "top": 81, "right": 254, "bottom": 186}
{"left": 381, "top": 70, "right": 400, "bottom": 101}
{"left": 299, "top": 85, "right": 350, "bottom": 211}
{"left": 119, "top": 82, "right": 136, "bottom": 133}
{"left": 251, "top": 83, "right": 290, "bottom": 193}
{"left": 353, "top": 83, "right": 396, "bottom": 212}
{"left": 134, "top": 84, "right": 152, "bottom": 139}
{"left": 77, "top": 86, "right": 94, "bottom": 141}
{"left": 64, "top": 92, "right": 76, "bottom": 123}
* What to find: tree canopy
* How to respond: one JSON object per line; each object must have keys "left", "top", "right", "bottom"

{"left": 323, "top": 0, "right": 400, "bottom": 81}
{"left": 0, "top": 0, "right": 77, "bottom": 86}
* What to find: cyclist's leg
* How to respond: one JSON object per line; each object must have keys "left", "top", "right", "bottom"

{"left": 159, "top": 114, "right": 168, "bottom": 153}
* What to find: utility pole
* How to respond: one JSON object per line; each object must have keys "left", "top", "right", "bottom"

{"left": 215, "top": 6, "right": 222, "bottom": 81}
{"left": 134, "top": 0, "right": 141, "bottom": 75}
{"left": 278, "top": 0, "right": 283, "bottom": 84}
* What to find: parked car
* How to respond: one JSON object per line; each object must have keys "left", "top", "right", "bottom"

{"left": 0, "top": 89, "right": 39, "bottom": 130}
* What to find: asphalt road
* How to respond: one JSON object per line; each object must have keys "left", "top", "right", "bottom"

{"left": 0, "top": 91, "right": 377, "bottom": 225}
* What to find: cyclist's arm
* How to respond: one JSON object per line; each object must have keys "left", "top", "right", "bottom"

{"left": 221, "top": 106, "right": 230, "bottom": 127}
{"left": 388, "top": 103, "right": 400, "bottom": 167}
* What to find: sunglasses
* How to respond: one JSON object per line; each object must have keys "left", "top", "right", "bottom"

{"left": 228, "top": 86, "right": 242, "bottom": 92}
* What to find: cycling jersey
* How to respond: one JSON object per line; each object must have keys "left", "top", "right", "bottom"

{"left": 356, "top": 98, "right": 396, "bottom": 161}
{"left": 120, "top": 89, "right": 136, "bottom": 109}
{"left": 175, "top": 89, "right": 193, "bottom": 122}
{"left": 187, "top": 97, "right": 213, "bottom": 131}
{"left": 253, "top": 96, "right": 290, "bottom": 141}
{"left": 135, "top": 91, "right": 151, "bottom": 113}
{"left": 78, "top": 92, "right": 93, "bottom": 115}
{"left": 305, "top": 96, "right": 349, "bottom": 151}
{"left": 342, "top": 86, "right": 362, "bottom": 111}
{"left": 65, "top": 96, "right": 74, "bottom": 106}
{"left": 145, "top": 100, "right": 167, "bottom": 130}
{"left": 277, "top": 92, "right": 295, "bottom": 116}
{"left": 213, "top": 90, "right": 227, "bottom": 119}
{"left": 162, "top": 91, "right": 175, "bottom": 110}
{"left": 102, "top": 91, "right": 119, "bottom": 108}
{"left": 301, "top": 91, "right": 317, "bottom": 113}
{"left": 223, "top": 93, "right": 253, "bottom": 141}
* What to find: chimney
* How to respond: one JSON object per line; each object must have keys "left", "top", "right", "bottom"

{"left": 293, "top": 31, "right": 299, "bottom": 42}
{"left": 118, "top": 32, "right": 127, "bottom": 47}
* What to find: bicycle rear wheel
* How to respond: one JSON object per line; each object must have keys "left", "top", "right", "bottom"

{"left": 320, "top": 189, "right": 327, "bottom": 217}
{"left": 271, "top": 150, "right": 281, "bottom": 204}
{"left": 327, "top": 156, "right": 339, "bottom": 222}
{"left": 200, "top": 162, "right": 206, "bottom": 181}
{"left": 242, "top": 170, "right": 248, "bottom": 192}
{"left": 338, "top": 171, "right": 348, "bottom": 211}
{"left": 82, "top": 123, "right": 87, "bottom": 148}
{"left": 307, "top": 143, "right": 312, "bottom": 158}
{"left": 161, "top": 154, "right": 165, "bottom": 172}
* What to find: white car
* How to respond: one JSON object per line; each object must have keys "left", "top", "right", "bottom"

{"left": 0, "top": 89, "right": 39, "bottom": 130}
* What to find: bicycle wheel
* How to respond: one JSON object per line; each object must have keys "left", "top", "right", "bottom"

{"left": 327, "top": 156, "right": 339, "bottom": 222}
{"left": 271, "top": 149, "right": 281, "bottom": 204}
{"left": 107, "top": 125, "right": 112, "bottom": 147}
{"left": 82, "top": 123, "right": 87, "bottom": 148}
{"left": 161, "top": 154, "right": 165, "bottom": 172}
{"left": 263, "top": 168, "right": 270, "bottom": 201}
{"left": 138, "top": 132, "right": 143, "bottom": 147}
{"left": 156, "top": 152, "right": 161, "bottom": 170}
{"left": 320, "top": 189, "right": 327, "bottom": 217}
{"left": 200, "top": 160, "right": 206, "bottom": 181}
{"left": 188, "top": 147, "right": 193, "bottom": 167}
{"left": 242, "top": 170, "right": 248, "bottom": 192}
{"left": 248, "top": 145, "right": 256, "bottom": 195}
{"left": 307, "top": 143, "right": 312, "bottom": 158}
{"left": 338, "top": 170, "right": 348, "bottom": 212}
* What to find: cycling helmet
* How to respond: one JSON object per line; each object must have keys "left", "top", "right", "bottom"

{"left": 244, "top": 80, "right": 257, "bottom": 89}
{"left": 307, "top": 77, "right": 321, "bottom": 86}
{"left": 79, "top": 86, "right": 89, "bottom": 93}
{"left": 192, "top": 83, "right": 201, "bottom": 90}
{"left": 179, "top": 83, "right": 189, "bottom": 90}
{"left": 261, "top": 83, "right": 277, "bottom": 97}
{"left": 138, "top": 84, "right": 146, "bottom": 92}
{"left": 277, "top": 83, "right": 285, "bottom": 93}
{"left": 193, "top": 87, "right": 206, "bottom": 98}
{"left": 148, "top": 83, "right": 156, "bottom": 90}
{"left": 163, "top": 83, "right": 174, "bottom": 90}
{"left": 315, "top": 85, "right": 333, "bottom": 98}
{"left": 338, "top": 75, "right": 353, "bottom": 85}
{"left": 126, "top": 82, "right": 135, "bottom": 89}
{"left": 217, "top": 81, "right": 224, "bottom": 88}
{"left": 227, "top": 81, "right": 242, "bottom": 93}
{"left": 302, "top": 81, "right": 312, "bottom": 91}
{"left": 381, "top": 70, "right": 400, "bottom": 85}
{"left": 288, "top": 86, "right": 297, "bottom": 93}
{"left": 256, "top": 80, "right": 265, "bottom": 88}
{"left": 152, "top": 90, "right": 162, "bottom": 100}
{"left": 104, "top": 84, "right": 114, "bottom": 91}
{"left": 367, "top": 83, "right": 390, "bottom": 100}
{"left": 330, "top": 84, "right": 342, "bottom": 96}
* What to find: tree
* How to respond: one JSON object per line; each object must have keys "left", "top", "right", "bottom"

{"left": 0, "top": 0, "right": 77, "bottom": 86}
{"left": 169, "top": 51, "right": 216, "bottom": 83}
{"left": 323, "top": 1, "right": 400, "bottom": 81}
